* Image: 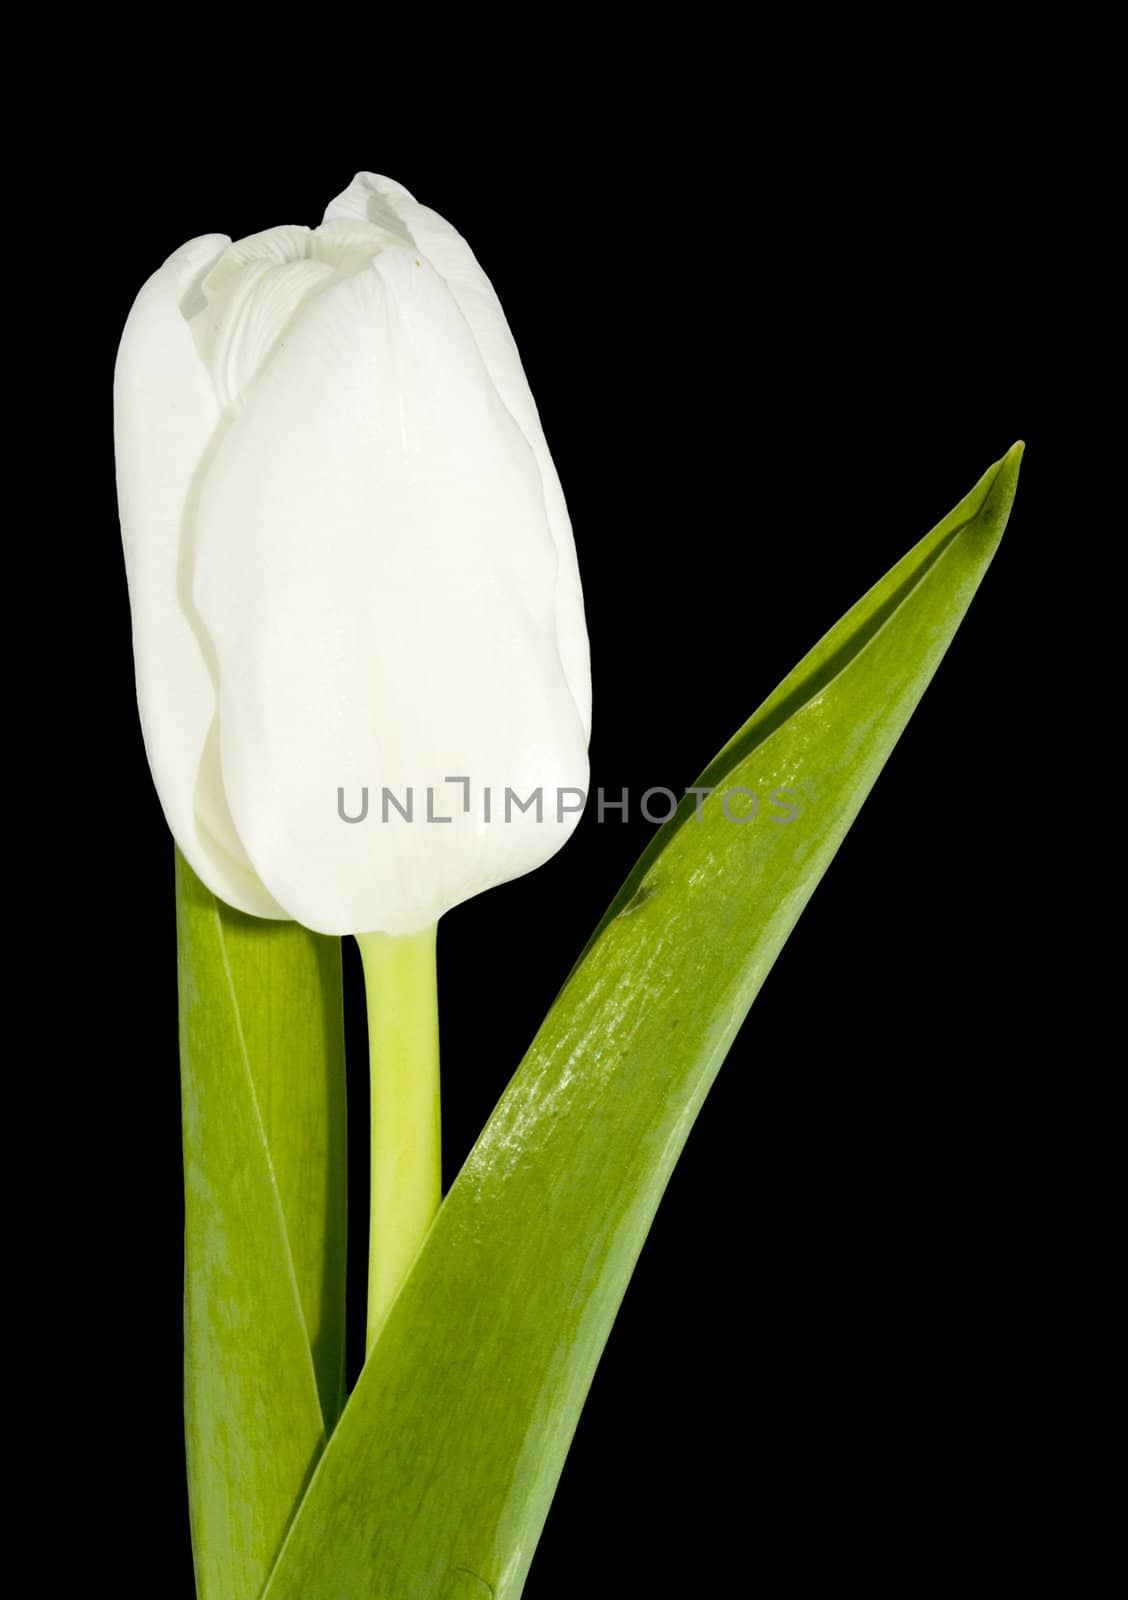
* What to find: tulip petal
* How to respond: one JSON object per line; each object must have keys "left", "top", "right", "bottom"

{"left": 203, "top": 224, "right": 313, "bottom": 281}
{"left": 200, "top": 255, "right": 339, "bottom": 409}
{"left": 115, "top": 234, "right": 287, "bottom": 919}
{"left": 320, "top": 175, "right": 413, "bottom": 243}
{"left": 313, "top": 216, "right": 408, "bottom": 270}
{"left": 194, "top": 250, "right": 589, "bottom": 935}
{"left": 324, "top": 174, "right": 592, "bottom": 739}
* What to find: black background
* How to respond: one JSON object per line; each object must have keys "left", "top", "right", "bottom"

{"left": 51, "top": 81, "right": 1100, "bottom": 1598}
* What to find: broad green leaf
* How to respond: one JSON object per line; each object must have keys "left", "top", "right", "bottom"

{"left": 177, "top": 853, "right": 346, "bottom": 1600}
{"left": 263, "top": 446, "right": 1022, "bottom": 1600}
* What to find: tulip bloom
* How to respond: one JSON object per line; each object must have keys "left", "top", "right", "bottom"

{"left": 116, "top": 173, "right": 591, "bottom": 935}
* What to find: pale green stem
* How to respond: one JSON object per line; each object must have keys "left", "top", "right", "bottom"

{"left": 356, "top": 925, "right": 441, "bottom": 1355}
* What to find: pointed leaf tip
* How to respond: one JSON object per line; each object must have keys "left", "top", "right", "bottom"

{"left": 974, "top": 439, "right": 1024, "bottom": 541}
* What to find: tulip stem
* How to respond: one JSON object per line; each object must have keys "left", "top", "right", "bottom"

{"left": 356, "top": 924, "right": 441, "bottom": 1356}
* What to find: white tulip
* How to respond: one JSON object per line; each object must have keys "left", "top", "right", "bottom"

{"left": 115, "top": 173, "right": 591, "bottom": 935}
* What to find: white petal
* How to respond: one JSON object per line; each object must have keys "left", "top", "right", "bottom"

{"left": 204, "top": 224, "right": 313, "bottom": 282}
{"left": 195, "top": 223, "right": 393, "bottom": 407}
{"left": 311, "top": 217, "right": 390, "bottom": 273}
{"left": 193, "top": 252, "right": 589, "bottom": 935}
{"left": 115, "top": 234, "right": 287, "bottom": 919}
{"left": 202, "top": 256, "right": 338, "bottom": 408}
{"left": 322, "top": 175, "right": 414, "bottom": 242}
{"left": 194, "top": 226, "right": 325, "bottom": 406}
{"left": 323, "top": 174, "right": 592, "bottom": 740}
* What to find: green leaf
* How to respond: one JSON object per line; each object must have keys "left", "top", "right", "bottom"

{"left": 263, "top": 446, "right": 1022, "bottom": 1600}
{"left": 203, "top": 883, "right": 349, "bottom": 1428}
{"left": 177, "top": 853, "right": 347, "bottom": 1600}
